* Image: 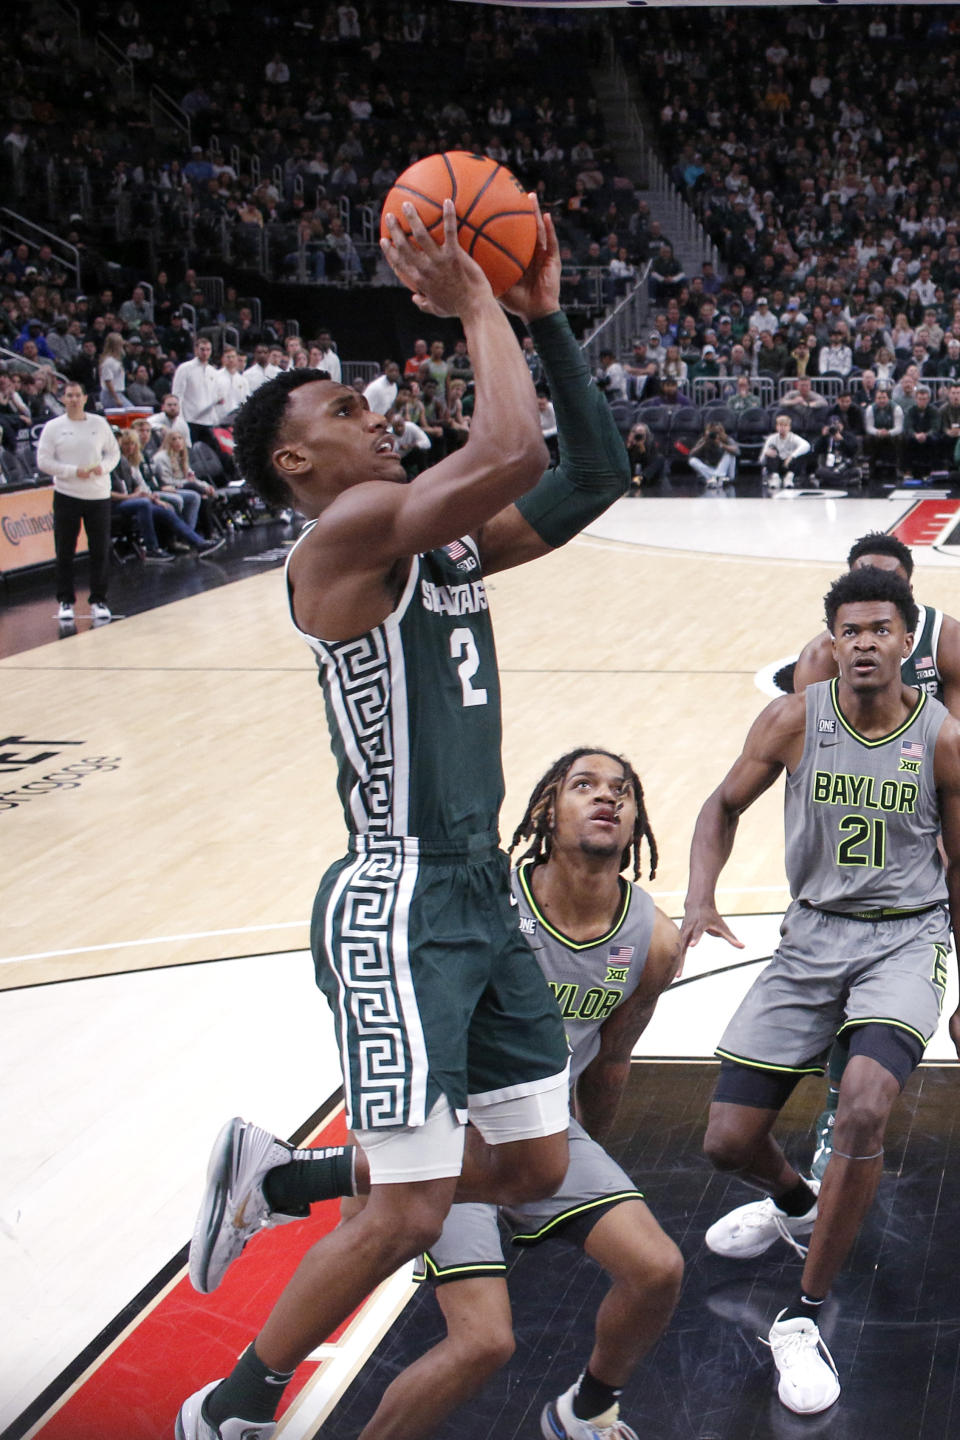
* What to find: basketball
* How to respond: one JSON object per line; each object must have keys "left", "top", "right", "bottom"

{"left": 380, "top": 151, "right": 538, "bottom": 298}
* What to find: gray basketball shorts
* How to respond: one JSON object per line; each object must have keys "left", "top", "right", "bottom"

{"left": 417, "top": 1118, "right": 643, "bottom": 1282}
{"left": 312, "top": 836, "right": 569, "bottom": 1132}
{"left": 716, "top": 900, "right": 951, "bottom": 1074}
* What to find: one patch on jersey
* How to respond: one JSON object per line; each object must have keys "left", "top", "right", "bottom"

{"left": 519, "top": 916, "right": 537, "bottom": 935}
{"left": 818, "top": 718, "right": 837, "bottom": 734}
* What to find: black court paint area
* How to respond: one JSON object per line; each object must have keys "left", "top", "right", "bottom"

{"left": 326, "top": 1061, "right": 960, "bottom": 1440}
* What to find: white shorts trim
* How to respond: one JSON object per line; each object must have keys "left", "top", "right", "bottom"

{"left": 468, "top": 1066, "right": 570, "bottom": 1146}
{"left": 355, "top": 1095, "right": 465, "bottom": 1185}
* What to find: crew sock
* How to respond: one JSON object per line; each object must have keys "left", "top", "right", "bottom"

{"left": 572, "top": 1368, "right": 623, "bottom": 1421}
{"left": 775, "top": 1177, "right": 818, "bottom": 1218}
{"left": 263, "top": 1146, "right": 357, "bottom": 1212}
{"left": 205, "top": 1344, "right": 295, "bottom": 1427}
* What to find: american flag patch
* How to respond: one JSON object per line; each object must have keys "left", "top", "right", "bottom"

{"left": 918, "top": 656, "right": 933, "bottom": 669}
{"left": 608, "top": 945, "right": 635, "bottom": 964}
{"left": 901, "top": 740, "right": 925, "bottom": 760}
{"left": 444, "top": 540, "right": 469, "bottom": 561}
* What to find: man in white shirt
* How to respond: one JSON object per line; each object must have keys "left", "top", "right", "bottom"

{"left": 818, "top": 331, "right": 853, "bottom": 377}
{"left": 147, "top": 393, "right": 192, "bottom": 450}
{"left": 216, "top": 347, "right": 250, "bottom": 420}
{"left": 313, "top": 331, "right": 341, "bottom": 384}
{"left": 243, "top": 345, "right": 279, "bottom": 395}
{"left": 172, "top": 338, "right": 224, "bottom": 440}
{"left": 363, "top": 360, "right": 401, "bottom": 415}
{"left": 36, "top": 379, "right": 120, "bottom": 623}
{"left": 750, "top": 297, "right": 780, "bottom": 336}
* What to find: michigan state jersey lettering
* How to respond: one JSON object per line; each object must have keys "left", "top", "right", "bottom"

{"left": 785, "top": 678, "right": 948, "bottom": 912}
{"left": 513, "top": 861, "right": 656, "bottom": 1080}
{"left": 288, "top": 528, "right": 503, "bottom": 841}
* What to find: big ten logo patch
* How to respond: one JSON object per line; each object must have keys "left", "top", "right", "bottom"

{"left": 0, "top": 735, "right": 121, "bottom": 812}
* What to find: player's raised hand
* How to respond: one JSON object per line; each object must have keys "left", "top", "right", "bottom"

{"left": 499, "top": 200, "right": 562, "bottom": 323}
{"left": 380, "top": 200, "right": 491, "bottom": 317}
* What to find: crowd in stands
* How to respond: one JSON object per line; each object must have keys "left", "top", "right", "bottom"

{"left": 597, "top": 5, "right": 960, "bottom": 488}
{"left": 7, "top": 5, "right": 960, "bottom": 520}
{"left": 2, "top": 2, "right": 644, "bottom": 315}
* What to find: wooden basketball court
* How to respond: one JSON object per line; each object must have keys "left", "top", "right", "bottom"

{"left": 4, "top": 495, "right": 960, "bottom": 1438}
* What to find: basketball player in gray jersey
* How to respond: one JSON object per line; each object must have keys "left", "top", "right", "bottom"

{"left": 185, "top": 751, "right": 682, "bottom": 1440}
{"left": 178, "top": 203, "right": 630, "bottom": 1440}
{"left": 793, "top": 531, "right": 960, "bottom": 1177}
{"left": 681, "top": 566, "right": 960, "bottom": 1416}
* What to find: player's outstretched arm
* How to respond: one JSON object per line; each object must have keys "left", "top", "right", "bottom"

{"left": 473, "top": 210, "right": 630, "bottom": 575}
{"left": 679, "top": 695, "right": 803, "bottom": 963}
{"left": 575, "top": 909, "right": 680, "bottom": 1143}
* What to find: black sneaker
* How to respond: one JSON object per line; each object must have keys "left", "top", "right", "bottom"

{"left": 144, "top": 548, "right": 175, "bottom": 563}
{"left": 198, "top": 535, "right": 226, "bottom": 558}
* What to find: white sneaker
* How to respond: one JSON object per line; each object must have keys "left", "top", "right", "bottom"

{"left": 90, "top": 601, "right": 112, "bottom": 621}
{"left": 175, "top": 1381, "right": 276, "bottom": 1440}
{"left": 766, "top": 1309, "right": 841, "bottom": 1414}
{"left": 541, "top": 1380, "right": 638, "bottom": 1440}
{"left": 783, "top": 470, "right": 795, "bottom": 488}
{"left": 57, "top": 602, "right": 74, "bottom": 622}
{"left": 189, "top": 1117, "right": 299, "bottom": 1294}
{"left": 705, "top": 1180, "right": 819, "bottom": 1259}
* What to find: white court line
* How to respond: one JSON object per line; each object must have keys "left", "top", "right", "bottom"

{"left": 278, "top": 1265, "right": 418, "bottom": 1440}
{"left": 0, "top": 891, "right": 789, "bottom": 968}
{"left": 0, "top": 920, "right": 307, "bottom": 967}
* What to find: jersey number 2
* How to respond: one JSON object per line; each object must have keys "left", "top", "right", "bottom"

{"left": 450, "top": 627, "right": 488, "bottom": 707}
{"left": 837, "top": 814, "right": 886, "bottom": 868}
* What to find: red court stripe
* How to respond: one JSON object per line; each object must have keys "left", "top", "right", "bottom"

{"left": 889, "top": 499, "right": 960, "bottom": 547}
{"left": 32, "top": 1113, "right": 355, "bottom": 1440}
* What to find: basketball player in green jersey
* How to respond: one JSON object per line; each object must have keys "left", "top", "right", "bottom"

{"left": 177, "top": 201, "right": 630, "bottom": 1440}
{"left": 184, "top": 750, "right": 682, "bottom": 1440}
{"left": 793, "top": 531, "right": 960, "bottom": 1178}
{"left": 681, "top": 565, "right": 960, "bottom": 1415}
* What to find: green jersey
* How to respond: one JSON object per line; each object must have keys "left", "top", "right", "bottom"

{"left": 289, "top": 526, "right": 504, "bottom": 843}
{"left": 901, "top": 604, "right": 944, "bottom": 702}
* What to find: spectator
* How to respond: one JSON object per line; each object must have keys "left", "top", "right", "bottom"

{"left": 903, "top": 385, "right": 942, "bottom": 477}
{"left": 597, "top": 348, "right": 628, "bottom": 400}
{"left": 0, "top": 367, "right": 31, "bottom": 449}
{"left": 864, "top": 387, "right": 904, "bottom": 476}
{"left": 939, "top": 382, "right": 960, "bottom": 457}
{"left": 172, "top": 337, "right": 224, "bottom": 446}
{"left": 626, "top": 421, "right": 667, "bottom": 493}
{"left": 98, "top": 332, "right": 132, "bottom": 410}
{"left": 36, "top": 379, "right": 119, "bottom": 624}
{"left": 726, "top": 374, "right": 762, "bottom": 412}
{"left": 112, "top": 430, "right": 222, "bottom": 557}
{"left": 386, "top": 406, "right": 430, "bottom": 478}
{"left": 688, "top": 420, "right": 739, "bottom": 489}
{"left": 812, "top": 415, "right": 860, "bottom": 488}
{"left": 404, "top": 338, "right": 428, "bottom": 378}
{"left": 363, "top": 361, "right": 400, "bottom": 415}
{"left": 126, "top": 363, "right": 157, "bottom": 407}
{"left": 216, "top": 346, "right": 250, "bottom": 419}
{"left": 153, "top": 429, "right": 219, "bottom": 534}
{"left": 818, "top": 330, "right": 854, "bottom": 378}
{"left": 760, "top": 413, "right": 811, "bottom": 490}
{"left": 780, "top": 376, "right": 830, "bottom": 414}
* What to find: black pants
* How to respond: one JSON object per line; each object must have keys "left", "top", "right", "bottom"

{"left": 53, "top": 490, "right": 111, "bottom": 604}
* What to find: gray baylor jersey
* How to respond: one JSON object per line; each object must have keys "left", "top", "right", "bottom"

{"left": 785, "top": 678, "right": 948, "bottom": 914}
{"left": 513, "top": 860, "right": 656, "bottom": 1080}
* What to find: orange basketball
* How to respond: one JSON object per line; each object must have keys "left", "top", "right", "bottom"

{"left": 380, "top": 151, "right": 538, "bottom": 298}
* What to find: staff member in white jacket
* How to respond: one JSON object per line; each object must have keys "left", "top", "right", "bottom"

{"left": 36, "top": 379, "right": 120, "bottom": 623}
{"left": 760, "top": 412, "right": 811, "bottom": 491}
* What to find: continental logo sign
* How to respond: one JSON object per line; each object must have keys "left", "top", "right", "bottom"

{"left": 0, "top": 488, "right": 85, "bottom": 573}
{"left": 1, "top": 510, "right": 54, "bottom": 543}
{"left": 0, "top": 735, "right": 119, "bottom": 812}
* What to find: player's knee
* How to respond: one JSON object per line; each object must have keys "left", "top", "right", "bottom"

{"left": 464, "top": 1320, "right": 516, "bottom": 1376}
{"left": 363, "top": 1196, "right": 446, "bottom": 1261}
{"left": 703, "top": 1118, "right": 753, "bottom": 1172}
{"left": 833, "top": 1094, "right": 890, "bottom": 1153}
{"left": 512, "top": 1148, "right": 567, "bottom": 1203}
{"left": 627, "top": 1233, "right": 683, "bottom": 1308}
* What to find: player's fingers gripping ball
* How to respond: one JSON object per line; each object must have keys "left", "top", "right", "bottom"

{"left": 380, "top": 151, "right": 538, "bottom": 298}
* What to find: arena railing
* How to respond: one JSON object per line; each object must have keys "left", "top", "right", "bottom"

{"left": 0, "top": 209, "right": 81, "bottom": 291}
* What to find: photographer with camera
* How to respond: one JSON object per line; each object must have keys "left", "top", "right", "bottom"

{"left": 688, "top": 419, "right": 740, "bottom": 490}
{"left": 626, "top": 420, "right": 667, "bottom": 494}
{"left": 812, "top": 411, "right": 860, "bottom": 488}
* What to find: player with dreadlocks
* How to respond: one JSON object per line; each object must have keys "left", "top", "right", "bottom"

{"left": 510, "top": 745, "right": 659, "bottom": 883}
{"left": 188, "top": 750, "right": 682, "bottom": 1440}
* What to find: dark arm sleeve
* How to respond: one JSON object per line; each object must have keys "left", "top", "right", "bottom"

{"left": 515, "top": 311, "right": 630, "bottom": 546}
